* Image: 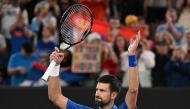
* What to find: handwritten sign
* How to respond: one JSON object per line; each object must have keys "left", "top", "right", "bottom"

{"left": 72, "top": 45, "right": 101, "bottom": 73}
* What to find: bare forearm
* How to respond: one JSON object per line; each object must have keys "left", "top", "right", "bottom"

{"left": 10, "top": 20, "right": 19, "bottom": 33}
{"left": 23, "top": 27, "right": 32, "bottom": 38}
{"left": 48, "top": 76, "right": 62, "bottom": 101}
{"left": 128, "top": 67, "right": 139, "bottom": 92}
{"left": 166, "top": 0, "right": 171, "bottom": 8}
{"left": 48, "top": 76, "right": 68, "bottom": 109}
{"left": 126, "top": 66, "right": 139, "bottom": 109}
{"left": 8, "top": 68, "right": 18, "bottom": 75}
{"left": 169, "top": 24, "right": 182, "bottom": 40}
{"left": 53, "top": 5, "right": 60, "bottom": 17}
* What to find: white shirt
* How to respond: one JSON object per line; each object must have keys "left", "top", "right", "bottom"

{"left": 148, "top": 0, "right": 167, "bottom": 7}
{"left": 1, "top": 4, "right": 28, "bottom": 39}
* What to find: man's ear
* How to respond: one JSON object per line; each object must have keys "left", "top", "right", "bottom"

{"left": 111, "top": 92, "right": 118, "bottom": 100}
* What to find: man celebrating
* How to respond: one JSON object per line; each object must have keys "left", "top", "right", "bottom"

{"left": 47, "top": 31, "right": 141, "bottom": 109}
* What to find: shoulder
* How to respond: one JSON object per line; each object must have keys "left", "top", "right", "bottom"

{"left": 175, "top": 23, "right": 184, "bottom": 29}
{"left": 66, "top": 99, "right": 92, "bottom": 109}
{"left": 9, "top": 53, "right": 22, "bottom": 62}
{"left": 11, "top": 52, "right": 22, "bottom": 58}
{"left": 118, "top": 102, "right": 129, "bottom": 109}
{"left": 157, "top": 24, "right": 165, "bottom": 29}
{"left": 31, "top": 53, "right": 39, "bottom": 59}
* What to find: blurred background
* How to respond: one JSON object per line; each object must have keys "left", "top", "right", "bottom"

{"left": 0, "top": 0, "right": 190, "bottom": 109}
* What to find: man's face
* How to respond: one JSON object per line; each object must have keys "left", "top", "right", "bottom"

{"left": 95, "top": 83, "right": 112, "bottom": 107}
{"left": 167, "top": 11, "right": 177, "bottom": 22}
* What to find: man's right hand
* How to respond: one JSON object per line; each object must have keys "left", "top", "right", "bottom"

{"left": 50, "top": 47, "right": 64, "bottom": 66}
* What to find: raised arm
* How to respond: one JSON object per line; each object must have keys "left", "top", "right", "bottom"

{"left": 48, "top": 47, "right": 68, "bottom": 109}
{"left": 125, "top": 31, "right": 140, "bottom": 109}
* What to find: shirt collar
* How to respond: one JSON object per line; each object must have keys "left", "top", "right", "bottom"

{"left": 97, "top": 104, "right": 117, "bottom": 109}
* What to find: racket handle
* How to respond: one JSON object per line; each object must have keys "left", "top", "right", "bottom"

{"left": 41, "top": 60, "right": 56, "bottom": 81}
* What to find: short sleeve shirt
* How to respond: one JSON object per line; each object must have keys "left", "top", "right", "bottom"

{"left": 66, "top": 99, "right": 129, "bottom": 109}
{"left": 156, "top": 24, "right": 185, "bottom": 45}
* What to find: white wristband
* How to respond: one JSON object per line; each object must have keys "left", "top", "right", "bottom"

{"left": 49, "top": 65, "right": 60, "bottom": 76}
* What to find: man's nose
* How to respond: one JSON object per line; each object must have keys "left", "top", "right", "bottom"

{"left": 95, "top": 90, "right": 99, "bottom": 97}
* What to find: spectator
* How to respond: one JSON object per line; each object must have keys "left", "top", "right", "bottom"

{"left": 113, "top": 34, "right": 129, "bottom": 81}
{"left": 108, "top": 17, "right": 120, "bottom": 43}
{"left": 138, "top": 16, "right": 149, "bottom": 38}
{"left": 123, "top": 41, "right": 155, "bottom": 87}
{"left": 144, "top": 0, "right": 171, "bottom": 39}
{"left": 36, "top": 26, "right": 55, "bottom": 54}
{"left": 136, "top": 41, "right": 155, "bottom": 87}
{"left": 10, "top": 11, "right": 32, "bottom": 54}
{"left": 87, "top": 32, "right": 101, "bottom": 44}
{"left": 31, "top": 1, "right": 57, "bottom": 41}
{"left": 100, "top": 43, "right": 118, "bottom": 76}
{"left": 7, "top": 42, "right": 39, "bottom": 86}
{"left": 178, "top": 0, "right": 190, "bottom": 31}
{"left": 0, "top": 0, "right": 28, "bottom": 51}
{"left": 157, "top": 31, "right": 176, "bottom": 55}
{"left": 156, "top": 8, "right": 185, "bottom": 46}
{"left": 19, "top": 51, "right": 49, "bottom": 87}
{"left": 125, "top": 15, "right": 140, "bottom": 29}
{"left": 34, "top": 0, "right": 60, "bottom": 18}
{"left": 164, "top": 46, "right": 190, "bottom": 87}
{"left": 151, "top": 38, "right": 171, "bottom": 87}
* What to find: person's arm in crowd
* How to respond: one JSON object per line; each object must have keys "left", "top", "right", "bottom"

{"left": 9, "top": 12, "right": 23, "bottom": 33}
{"left": 168, "top": 23, "right": 183, "bottom": 40}
{"left": 48, "top": 47, "right": 68, "bottom": 109}
{"left": 166, "top": 0, "right": 171, "bottom": 8}
{"left": 23, "top": 26, "right": 32, "bottom": 38}
{"left": 125, "top": 31, "right": 140, "bottom": 109}
{"left": 9, "top": 19, "right": 20, "bottom": 33}
{"left": 34, "top": 3, "right": 40, "bottom": 16}
{"left": 176, "top": 0, "right": 184, "bottom": 9}
{"left": 0, "top": 0, "right": 6, "bottom": 14}
{"left": 51, "top": 1, "right": 60, "bottom": 17}
{"left": 0, "top": 35, "right": 6, "bottom": 52}
{"left": 143, "top": 0, "right": 149, "bottom": 17}
{"left": 8, "top": 67, "right": 26, "bottom": 75}
{"left": 165, "top": 12, "right": 183, "bottom": 40}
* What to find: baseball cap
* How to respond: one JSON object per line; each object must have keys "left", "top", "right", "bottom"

{"left": 125, "top": 15, "right": 138, "bottom": 25}
{"left": 87, "top": 32, "right": 101, "bottom": 43}
{"left": 38, "top": 1, "right": 50, "bottom": 9}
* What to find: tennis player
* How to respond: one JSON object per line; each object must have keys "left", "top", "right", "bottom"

{"left": 47, "top": 31, "right": 141, "bottom": 109}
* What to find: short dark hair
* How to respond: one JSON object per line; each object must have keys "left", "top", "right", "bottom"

{"left": 97, "top": 75, "right": 121, "bottom": 94}
{"left": 22, "top": 41, "right": 33, "bottom": 54}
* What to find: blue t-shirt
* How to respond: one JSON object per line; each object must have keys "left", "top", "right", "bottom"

{"left": 156, "top": 24, "right": 185, "bottom": 45}
{"left": 66, "top": 99, "right": 129, "bottom": 109}
{"left": 11, "top": 26, "right": 31, "bottom": 54}
{"left": 36, "top": 39, "right": 55, "bottom": 54}
{"left": 8, "top": 52, "right": 39, "bottom": 86}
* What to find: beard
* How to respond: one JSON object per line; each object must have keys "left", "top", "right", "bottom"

{"left": 95, "top": 97, "right": 111, "bottom": 107}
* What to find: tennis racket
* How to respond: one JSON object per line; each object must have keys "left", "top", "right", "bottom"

{"left": 41, "top": 4, "right": 93, "bottom": 81}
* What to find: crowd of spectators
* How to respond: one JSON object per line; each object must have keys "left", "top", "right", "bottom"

{"left": 0, "top": 0, "right": 190, "bottom": 88}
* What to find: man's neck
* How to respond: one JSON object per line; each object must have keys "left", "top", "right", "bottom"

{"left": 98, "top": 101, "right": 115, "bottom": 109}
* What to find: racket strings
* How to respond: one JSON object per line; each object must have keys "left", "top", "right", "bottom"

{"left": 60, "top": 6, "right": 92, "bottom": 44}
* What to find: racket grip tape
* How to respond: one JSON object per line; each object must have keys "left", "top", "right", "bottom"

{"left": 41, "top": 60, "right": 56, "bottom": 81}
